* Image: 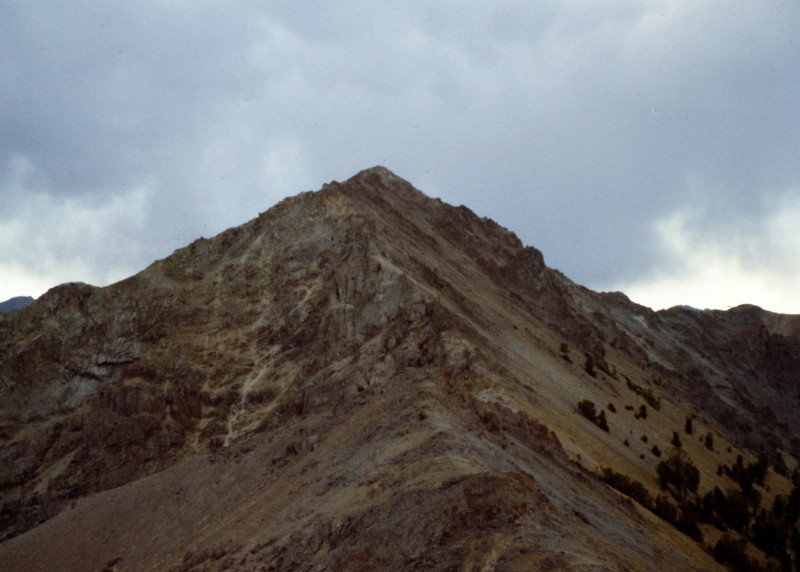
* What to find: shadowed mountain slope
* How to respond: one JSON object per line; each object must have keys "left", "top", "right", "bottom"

{"left": 0, "top": 297, "right": 34, "bottom": 313}
{"left": 1, "top": 167, "right": 798, "bottom": 571}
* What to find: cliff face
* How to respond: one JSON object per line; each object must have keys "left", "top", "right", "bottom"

{"left": 0, "top": 167, "right": 798, "bottom": 571}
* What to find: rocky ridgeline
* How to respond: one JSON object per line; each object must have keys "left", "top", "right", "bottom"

{"left": 1, "top": 167, "right": 798, "bottom": 571}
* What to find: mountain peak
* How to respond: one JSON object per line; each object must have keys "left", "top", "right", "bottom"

{"left": 337, "top": 165, "right": 427, "bottom": 202}
{"left": 1, "top": 168, "right": 798, "bottom": 571}
{"left": 349, "top": 164, "right": 404, "bottom": 183}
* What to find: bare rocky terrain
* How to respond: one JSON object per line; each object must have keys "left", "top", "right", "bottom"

{"left": 1, "top": 167, "right": 798, "bottom": 571}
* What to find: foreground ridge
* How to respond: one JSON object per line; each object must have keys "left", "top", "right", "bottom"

{"left": 1, "top": 167, "right": 798, "bottom": 571}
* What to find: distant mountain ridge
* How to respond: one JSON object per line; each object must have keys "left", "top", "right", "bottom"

{"left": 0, "top": 296, "right": 33, "bottom": 313}
{"left": 0, "top": 167, "right": 798, "bottom": 571}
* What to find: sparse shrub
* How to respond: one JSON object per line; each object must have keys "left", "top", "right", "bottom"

{"left": 772, "top": 453, "right": 788, "bottom": 477}
{"left": 577, "top": 399, "right": 597, "bottom": 421}
{"left": 788, "top": 484, "right": 800, "bottom": 524}
{"left": 607, "top": 403, "right": 616, "bottom": 413}
{"left": 684, "top": 414, "right": 694, "bottom": 435}
{"left": 747, "top": 487, "right": 763, "bottom": 512}
{"left": 654, "top": 495, "right": 678, "bottom": 524}
{"left": 584, "top": 354, "right": 596, "bottom": 377}
{"left": 752, "top": 455, "right": 769, "bottom": 487}
{"left": 671, "top": 432, "right": 682, "bottom": 448}
{"left": 623, "top": 439, "right": 630, "bottom": 447}
{"left": 657, "top": 450, "right": 700, "bottom": 501}
{"left": 719, "top": 489, "right": 752, "bottom": 532}
{"left": 730, "top": 454, "right": 768, "bottom": 493}
{"left": 704, "top": 432, "right": 714, "bottom": 450}
{"left": 752, "top": 508, "right": 791, "bottom": 559}
{"left": 677, "top": 511, "right": 703, "bottom": 543}
{"left": 578, "top": 399, "right": 609, "bottom": 433}
{"left": 700, "top": 488, "right": 726, "bottom": 529}
{"left": 559, "top": 343, "right": 571, "bottom": 362}
{"left": 599, "top": 467, "right": 653, "bottom": 510}
{"left": 626, "top": 379, "right": 661, "bottom": 410}
{"left": 602, "top": 470, "right": 705, "bottom": 545}
{"left": 772, "top": 496, "right": 786, "bottom": 521}
{"left": 651, "top": 445, "right": 662, "bottom": 457}
{"left": 597, "top": 410, "right": 610, "bottom": 432}
{"left": 577, "top": 399, "right": 609, "bottom": 432}
{"left": 713, "top": 534, "right": 762, "bottom": 572}
{"left": 641, "top": 434, "right": 649, "bottom": 443}
{"left": 635, "top": 404, "right": 647, "bottom": 420}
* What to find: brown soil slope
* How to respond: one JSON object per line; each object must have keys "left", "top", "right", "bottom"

{"left": 1, "top": 167, "right": 798, "bottom": 571}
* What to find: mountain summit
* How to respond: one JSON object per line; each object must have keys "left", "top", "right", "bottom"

{"left": 1, "top": 168, "right": 798, "bottom": 571}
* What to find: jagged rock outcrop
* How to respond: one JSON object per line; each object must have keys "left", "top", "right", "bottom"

{"left": 0, "top": 167, "right": 798, "bottom": 571}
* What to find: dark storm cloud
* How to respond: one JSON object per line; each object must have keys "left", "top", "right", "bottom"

{"left": 2, "top": 1, "right": 799, "bottom": 311}
{"left": 2, "top": 3, "right": 285, "bottom": 202}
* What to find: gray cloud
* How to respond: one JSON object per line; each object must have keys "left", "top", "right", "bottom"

{"left": 2, "top": 1, "right": 800, "bottom": 311}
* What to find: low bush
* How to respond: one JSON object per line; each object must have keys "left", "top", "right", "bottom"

{"left": 729, "top": 455, "right": 768, "bottom": 492}
{"left": 676, "top": 512, "right": 703, "bottom": 542}
{"left": 657, "top": 450, "right": 700, "bottom": 501}
{"left": 597, "top": 410, "right": 609, "bottom": 432}
{"left": 626, "top": 379, "right": 661, "bottom": 410}
{"left": 584, "top": 355, "right": 596, "bottom": 377}
{"left": 719, "top": 489, "right": 752, "bottom": 533}
{"left": 654, "top": 495, "right": 678, "bottom": 524}
{"left": 577, "top": 399, "right": 597, "bottom": 421}
{"left": 713, "top": 535, "right": 764, "bottom": 572}
{"left": 600, "top": 468, "right": 653, "bottom": 510}
{"left": 577, "top": 399, "right": 609, "bottom": 432}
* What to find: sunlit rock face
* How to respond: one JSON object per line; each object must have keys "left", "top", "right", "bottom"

{"left": 1, "top": 167, "right": 798, "bottom": 571}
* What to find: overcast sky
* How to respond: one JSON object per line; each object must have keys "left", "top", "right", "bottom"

{"left": 2, "top": 1, "right": 800, "bottom": 313}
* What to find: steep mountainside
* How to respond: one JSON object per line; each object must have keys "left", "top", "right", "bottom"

{"left": 0, "top": 167, "right": 798, "bottom": 571}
